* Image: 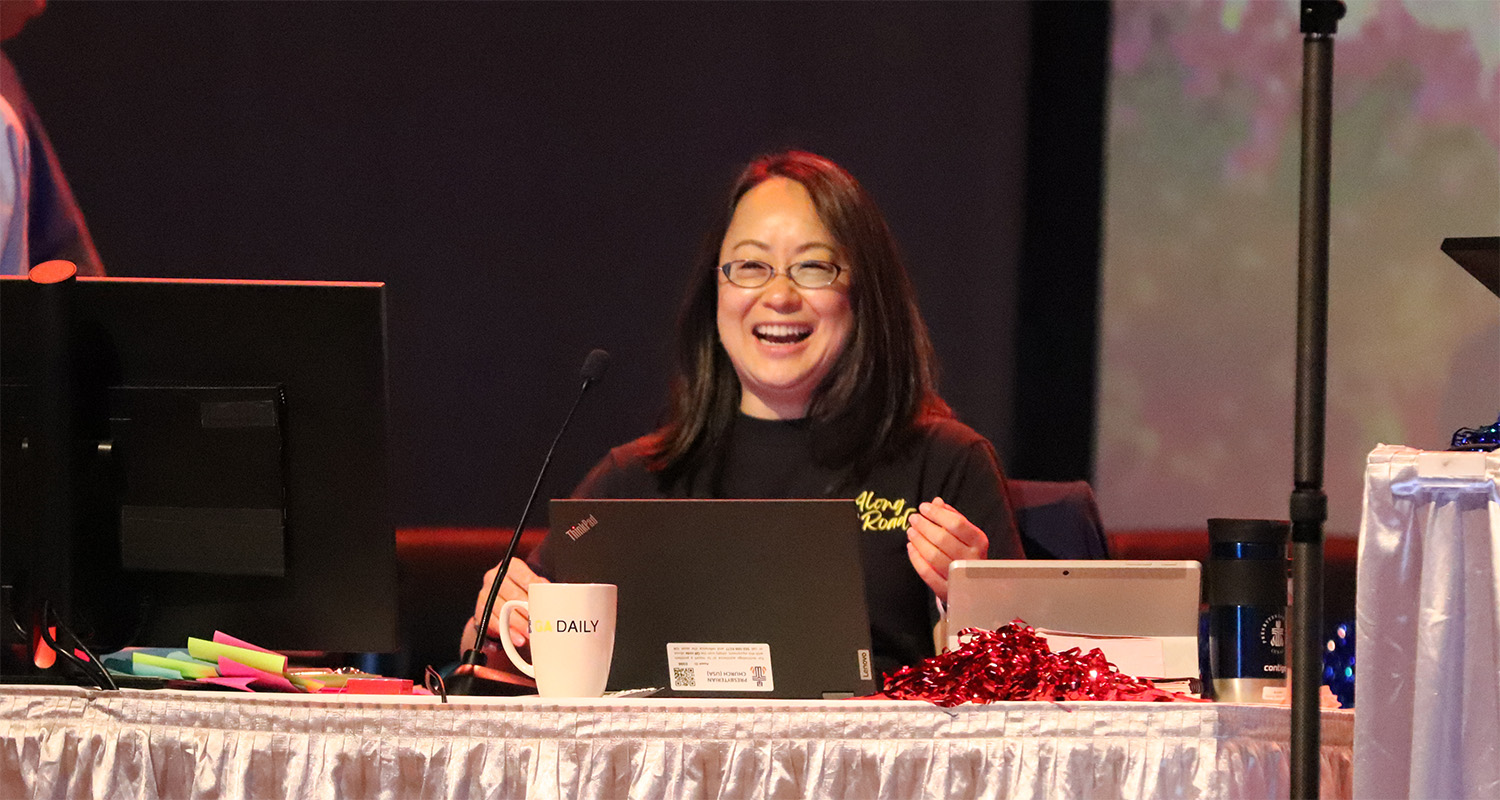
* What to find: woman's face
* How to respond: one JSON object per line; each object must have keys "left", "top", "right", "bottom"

{"left": 716, "top": 177, "right": 854, "bottom": 420}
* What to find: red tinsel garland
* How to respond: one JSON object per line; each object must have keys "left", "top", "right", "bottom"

{"left": 882, "top": 621, "right": 1202, "bottom": 707}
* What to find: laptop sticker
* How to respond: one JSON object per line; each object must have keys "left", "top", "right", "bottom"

{"left": 667, "top": 643, "right": 774, "bottom": 692}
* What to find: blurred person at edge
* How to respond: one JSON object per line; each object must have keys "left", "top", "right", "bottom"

{"left": 2, "top": 0, "right": 105, "bottom": 276}
{"left": 463, "top": 151, "right": 1024, "bottom": 679}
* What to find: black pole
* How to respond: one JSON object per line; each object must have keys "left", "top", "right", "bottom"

{"left": 447, "top": 349, "right": 609, "bottom": 696}
{"left": 445, "top": 380, "right": 590, "bottom": 696}
{"left": 1291, "top": 3, "right": 1343, "bottom": 798}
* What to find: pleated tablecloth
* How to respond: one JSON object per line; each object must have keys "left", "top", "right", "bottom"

{"left": 0, "top": 685, "right": 1351, "bottom": 799}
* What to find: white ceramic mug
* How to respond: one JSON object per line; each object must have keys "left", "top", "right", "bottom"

{"left": 500, "top": 583, "right": 617, "bottom": 697}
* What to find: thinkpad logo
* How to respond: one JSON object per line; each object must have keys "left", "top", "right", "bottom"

{"left": 565, "top": 514, "right": 599, "bottom": 541}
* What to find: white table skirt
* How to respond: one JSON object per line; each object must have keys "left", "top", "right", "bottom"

{"left": 1355, "top": 445, "right": 1500, "bottom": 800}
{"left": 0, "top": 685, "right": 1351, "bottom": 800}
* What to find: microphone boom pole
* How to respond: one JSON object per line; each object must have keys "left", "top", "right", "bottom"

{"left": 447, "top": 349, "right": 610, "bottom": 697}
{"left": 1290, "top": 2, "right": 1344, "bottom": 798}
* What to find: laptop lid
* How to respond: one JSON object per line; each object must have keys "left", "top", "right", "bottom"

{"left": 545, "top": 498, "right": 877, "bottom": 699}
{"left": 947, "top": 559, "right": 1202, "bottom": 681}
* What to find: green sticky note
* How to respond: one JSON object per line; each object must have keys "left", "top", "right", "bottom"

{"left": 133, "top": 652, "right": 217, "bottom": 679}
{"left": 187, "top": 637, "right": 286, "bottom": 676}
{"left": 129, "top": 662, "right": 184, "bottom": 680}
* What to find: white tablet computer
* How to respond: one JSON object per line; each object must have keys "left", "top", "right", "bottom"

{"left": 947, "top": 560, "right": 1202, "bottom": 681}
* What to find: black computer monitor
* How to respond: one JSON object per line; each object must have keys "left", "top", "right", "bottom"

{"left": 0, "top": 273, "right": 397, "bottom": 668}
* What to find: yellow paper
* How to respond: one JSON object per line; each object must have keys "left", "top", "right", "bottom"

{"left": 133, "top": 652, "right": 217, "bottom": 679}
{"left": 187, "top": 637, "right": 287, "bottom": 676}
{"left": 286, "top": 670, "right": 372, "bottom": 689}
{"left": 286, "top": 673, "right": 327, "bottom": 692}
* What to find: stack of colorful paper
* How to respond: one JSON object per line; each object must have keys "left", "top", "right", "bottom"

{"left": 101, "top": 631, "right": 426, "bottom": 695}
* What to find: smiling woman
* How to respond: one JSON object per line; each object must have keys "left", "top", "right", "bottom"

{"left": 467, "top": 151, "right": 1026, "bottom": 677}
{"left": 714, "top": 176, "right": 854, "bottom": 421}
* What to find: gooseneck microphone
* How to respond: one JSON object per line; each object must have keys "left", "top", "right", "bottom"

{"left": 447, "top": 348, "right": 610, "bottom": 697}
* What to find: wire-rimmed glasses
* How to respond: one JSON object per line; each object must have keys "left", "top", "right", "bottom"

{"left": 717, "top": 259, "right": 843, "bottom": 289}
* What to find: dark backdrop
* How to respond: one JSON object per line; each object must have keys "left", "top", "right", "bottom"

{"left": 6, "top": 1, "right": 1104, "bottom": 528}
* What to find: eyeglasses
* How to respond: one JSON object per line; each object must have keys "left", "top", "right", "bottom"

{"left": 718, "top": 259, "right": 844, "bottom": 289}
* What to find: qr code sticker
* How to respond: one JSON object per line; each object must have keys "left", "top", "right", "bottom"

{"left": 672, "top": 667, "right": 696, "bottom": 688}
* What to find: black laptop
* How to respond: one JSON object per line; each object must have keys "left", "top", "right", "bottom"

{"left": 543, "top": 499, "right": 877, "bottom": 699}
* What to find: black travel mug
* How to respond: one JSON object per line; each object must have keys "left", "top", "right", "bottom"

{"left": 1205, "top": 518, "right": 1289, "bottom": 702}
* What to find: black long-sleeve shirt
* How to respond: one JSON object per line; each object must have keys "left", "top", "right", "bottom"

{"left": 535, "top": 413, "right": 1022, "bottom": 678}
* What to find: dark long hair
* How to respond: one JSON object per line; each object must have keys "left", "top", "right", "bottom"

{"left": 648, "top": 151, "right": 951, "bottom": 481}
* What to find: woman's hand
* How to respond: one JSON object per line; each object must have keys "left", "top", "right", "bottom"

{"left": 469, "top": 557, "right": 550, "bottom": 650}
{"left": 905, "top": 496, "right": 988, "bottom": 603}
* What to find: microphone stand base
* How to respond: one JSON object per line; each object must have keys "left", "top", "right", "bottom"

{"left": 446, "top": 663, "right": 537, "bottom": 697}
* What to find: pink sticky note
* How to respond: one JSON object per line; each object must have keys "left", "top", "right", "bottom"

{"left": 344, "top": 678, "right": 414, "bottom": 695}
{"left": 217, "top": 657, "right": 300, "bottom": 693}
{"left": 197, "top": 677, "right": 258, "bottom": 692}
{"left": 213, "top": 631, "right": 279, "bottom": 655}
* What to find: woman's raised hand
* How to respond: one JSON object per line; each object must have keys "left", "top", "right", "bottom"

{"left": 905, "top": 496, "right": 988, "bottom": 603}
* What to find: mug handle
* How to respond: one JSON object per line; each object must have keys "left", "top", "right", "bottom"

{"left": 498, "top": 599, "right": 536, "bottom": 678}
